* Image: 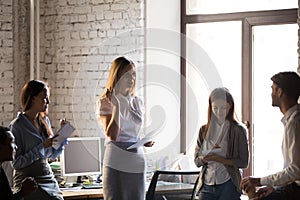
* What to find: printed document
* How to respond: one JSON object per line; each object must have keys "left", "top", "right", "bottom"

{"left": 126, "top": 127, "right": 160, "bottom": 150}
{"left": 53, "top": 121, "right": 75, "bottom": 149}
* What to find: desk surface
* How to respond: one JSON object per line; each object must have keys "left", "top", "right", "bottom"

{"left": 61, "top": 182, "right": 194, "bottom": 200}
{"left": 62, "top": 188, "right": 103, "bottom": 199}
{"left": 62, "top": 184, "right": 249, "bottom": 200}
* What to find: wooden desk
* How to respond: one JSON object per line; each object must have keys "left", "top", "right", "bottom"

{"left": 61, "top": 182, "right": 194, "bottom": 200}
{"left": 62, "top": 188, "right": 103, "bottom": 200}
{"left": 61, "top": 184, "right": 248, "bottom": 200}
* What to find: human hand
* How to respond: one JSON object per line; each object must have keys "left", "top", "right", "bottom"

{"left": 241, "top": 176, "right": 261, "bottom": 194}
{"left": 43, "top": 134, "right": 59, "bottom": 148}
{"left": 200, "top": 156, "right": 208, "bottom": 164}
{"left": 212, "top": 144, "right": 221, "bottom": 149}
{"left": 105, "top": 89, "right": 112, "bottom": 100}
{"left": 60, "top": 118, "right": 67, "bottom": 127}
{"left": 106, "top": 89, "right": 119, "bottom": 106}
{"left": 255, "top": 186, "right": 274, "bottom": 198}
{"left": 20, "top": 177, "right": 38, "bottom": 197}
{"left": 144, "top": 141, "right": 155, "bottom": 147}
{"left": 203, "top": 153, "right": 223, "bottom": 163}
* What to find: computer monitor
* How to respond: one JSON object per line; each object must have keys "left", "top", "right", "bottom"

{"left": 60, "top": 137, "right": 101, "bottom": 177}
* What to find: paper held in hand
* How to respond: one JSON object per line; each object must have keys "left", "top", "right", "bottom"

{"left": 202, "top": 148, "right": 223, "bottom": 156}
{"left": 52, "top": 121, "right": 75, "bottom": 149}
{"left": 126, "top": 127, "right": 160, "bottom": 150}
{"left": 126, "top": 136, "right": 153, "bottom": 150}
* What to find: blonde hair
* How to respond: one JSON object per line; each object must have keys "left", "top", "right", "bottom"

{"left": 101, "top": 56, "right": 136, "bottom": 98}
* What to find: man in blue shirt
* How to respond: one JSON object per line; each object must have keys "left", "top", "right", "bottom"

{"left": 0, "top": 126, "right": 37, "bottom": 199}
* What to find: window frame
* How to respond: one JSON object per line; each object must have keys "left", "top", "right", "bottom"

{"left": 180, "top": 0, "right": 297, "bottom": 176}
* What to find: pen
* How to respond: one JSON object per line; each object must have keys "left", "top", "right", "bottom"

{"left": 52, "top": 134, "right": 59, "bottom": 139}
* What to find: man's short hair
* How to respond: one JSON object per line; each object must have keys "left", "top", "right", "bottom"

{"left": 0, "top": 126, "right": 11, "bottom": 145}
{"left": 271, "top": 71, "right": 300, "bottom": 101}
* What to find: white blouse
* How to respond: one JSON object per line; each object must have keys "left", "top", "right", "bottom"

{"left": 261, "top": 104, "right": 300, "bottom": 187}
{"left": 98, "top": 93, "right": 144, "bottom": 143}
{"left": 202, "top": 120, "right": 230, "bottom": 185}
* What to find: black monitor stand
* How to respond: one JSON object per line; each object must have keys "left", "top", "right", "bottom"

{"left": 71, "top": 176, "right": 83, "bottom": 187}
{"left": 76, "top": 176, "right": 83, "bottom": 183}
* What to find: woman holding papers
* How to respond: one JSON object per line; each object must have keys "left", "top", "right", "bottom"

{"left": 194, "top": 87, "right": 249, "bottom": 200}
{"left": 98, "top": 56, "right": 154, "bottom": 200}
{"left": 9, "top": 80, "right": 67, "bottom": 200}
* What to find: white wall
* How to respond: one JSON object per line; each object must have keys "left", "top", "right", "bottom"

{"left": 144, "top": 0, "right": 183, "bottom": 170}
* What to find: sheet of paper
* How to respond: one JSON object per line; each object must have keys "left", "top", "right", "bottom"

{"left": 126, "top": 126, "right": 161, "bottom": 150}
{"left": 59, "top": 186, "right": 82, "bottom": 191}
{"left": 202, "top": 148, "right": 222, "bottom": 156}
{"left": 127, "top": 136, "right": 153, "bottom": 150}
{"left": 52, "top": 121, "right": 75, "bottom": 149}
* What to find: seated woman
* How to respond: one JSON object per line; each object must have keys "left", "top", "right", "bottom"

{"left": 9, "top": 80, "right": 67, "bottom": 200}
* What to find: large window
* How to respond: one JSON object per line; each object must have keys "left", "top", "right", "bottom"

{"left": 181, "top": 0, "right": 298, "bottom": 176}
{"left": 185, "top": 21, "right": 242, "bottom": 158}
{"left": 252, "top": 24, "right": 298, "bottom": 176}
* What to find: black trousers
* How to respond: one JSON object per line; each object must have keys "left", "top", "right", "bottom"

{"left": 262, "top": 182, "right": 300, "bottom": 200}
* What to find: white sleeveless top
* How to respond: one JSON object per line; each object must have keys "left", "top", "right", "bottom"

{"left": 98, "top": 94, "right": 146, "bottom": 173}
{"left": 98, "top": 93, "right": 144, "bottom": 142}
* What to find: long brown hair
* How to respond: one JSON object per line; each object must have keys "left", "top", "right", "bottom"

{"left": 21, "top": 80, "right": 53, "bottom": 137}
{"left": 101, "top": 56, "right": 136, "bottom": 98}
{"left": 203, "top": 87, "right": 237, "bottom": 138}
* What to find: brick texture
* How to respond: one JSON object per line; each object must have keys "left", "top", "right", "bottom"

{"left": 0, "top": 0, "right": 13, "bottom": 126}
{"left": 2, "top": 2, "right": 298, "bottom": 136}
{"left": 39, "top": 0, "right": 145, "bottom": 136}
{"left": 0, "top": 0, "right": 145, "bottom": 137}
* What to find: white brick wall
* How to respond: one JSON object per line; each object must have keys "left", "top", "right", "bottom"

{"left": 39, "top": 0, "right": 145, "bottom": 136}
{"left": 0, "top": 0, "right": 13, "bottom": 126}
{"left": 0, "top": 0, "right": 145, "bottom": 134}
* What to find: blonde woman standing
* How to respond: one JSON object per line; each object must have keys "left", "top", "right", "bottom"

{"left": 98, "top": 56, "right": 154, "bottom": 200}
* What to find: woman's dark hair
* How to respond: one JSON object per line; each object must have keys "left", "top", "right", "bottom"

{"left": 203, "top": 87, "right": 237, "bottom": 138}
{"left": 21, "top": 80, "right": 46, "bottom": 112}
{"left": 21, "top": 80, "right": 53, "bottom": 137}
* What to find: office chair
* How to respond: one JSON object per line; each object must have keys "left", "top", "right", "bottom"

{"left": 146, "top": 170, "right": 200, "bottom": 200}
